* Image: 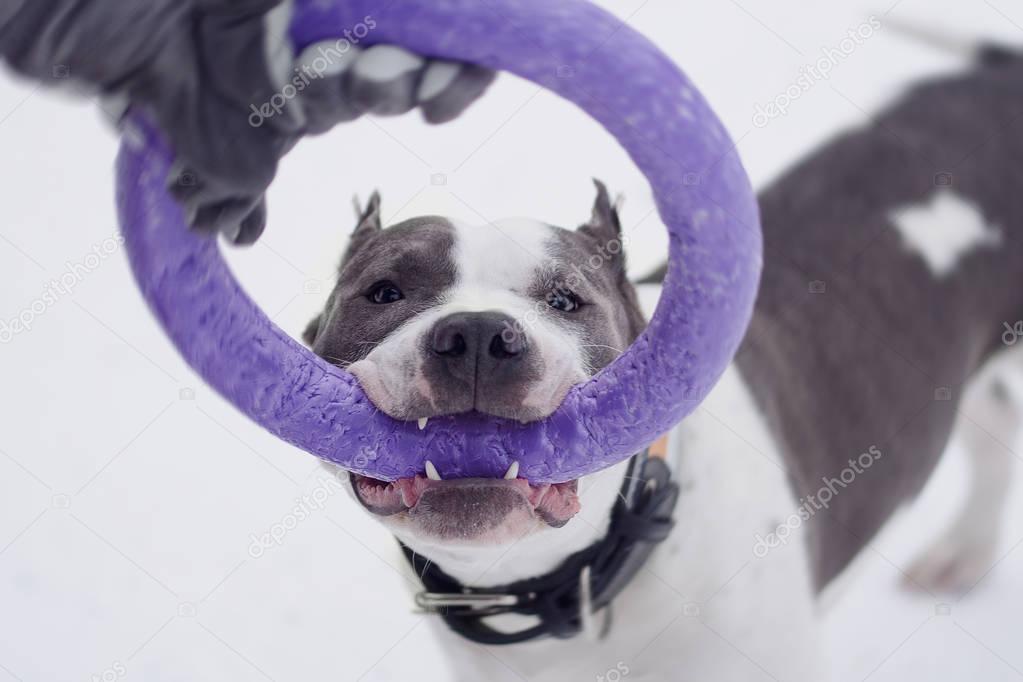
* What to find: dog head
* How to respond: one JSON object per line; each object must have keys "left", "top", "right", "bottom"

{"left": 304, "top": 182, "right": 645, "bottom": 553}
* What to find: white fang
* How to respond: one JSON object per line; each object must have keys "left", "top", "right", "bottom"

{"left": 424, "top": 460, "right": 442, "bottom": 481}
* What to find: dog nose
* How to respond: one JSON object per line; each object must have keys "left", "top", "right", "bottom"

{"left": 429, "top": 312, "right": 526, "bottom": 378}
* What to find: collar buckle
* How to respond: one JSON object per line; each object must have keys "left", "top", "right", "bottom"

{"left": 414, "top": 591, "right": 522, "bottom": 614}
{"left": 402, "top": 445, "right": 680, "bottom": 644}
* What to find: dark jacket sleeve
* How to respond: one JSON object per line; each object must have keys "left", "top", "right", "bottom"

{"left": 0, "top": 0, "right": 298, "bottom": 242}
{"left": 0, "top": 1, "right": 193, "bottom": 89}
{"left": 0, "top": 1, "right": 496, "bottom": 244}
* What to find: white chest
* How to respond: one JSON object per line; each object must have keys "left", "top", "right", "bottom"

{"left": 430, "top": 367, "right": 823, "bottom": 681}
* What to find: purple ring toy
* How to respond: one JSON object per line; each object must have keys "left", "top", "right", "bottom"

{"left": 116, "top": 0, "right": 762, "bottom": 484}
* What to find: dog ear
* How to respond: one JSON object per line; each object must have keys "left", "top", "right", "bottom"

{"left": 342, "top": 191, "right": 383, "bottom": 267}
{"left": 578, "top": 179, "right": 626, "bottom": 272}
{"left": 303, "top": 314, "right": 323, "bottom": 347}
{"left": 579, "top": 179, "right": 623, "bottom": 240}
{"left": 354, "top": 191, "right": 382, "bottom": 233}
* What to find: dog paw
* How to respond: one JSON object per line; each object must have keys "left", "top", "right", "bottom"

{"left": 903, "top": 536, "right": 998, "bottom": 595}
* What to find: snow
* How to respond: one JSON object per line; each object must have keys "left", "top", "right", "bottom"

{"left": 1, "top": 0, "right": 1022, "bottom": 680}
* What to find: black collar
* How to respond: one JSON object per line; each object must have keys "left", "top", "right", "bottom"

{"left": 400, "top": 449, "right": 680, "bottom": 645}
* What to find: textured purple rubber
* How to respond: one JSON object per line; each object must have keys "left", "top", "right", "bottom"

{"left": 116, "top": 0, "right": 762, "bottom": 483}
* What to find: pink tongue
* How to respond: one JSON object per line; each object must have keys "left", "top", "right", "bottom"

{"left": 532, "top": 483, "right": 582, "bottom": 521}
{"left": 394, "top": 477, "right": 427, "bottom": 507}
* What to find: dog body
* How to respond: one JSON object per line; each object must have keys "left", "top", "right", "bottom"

{"left": 741, "top": 46, "right": 1023, "bottom": 592}
{"left": 421, "top": 366, "right": 823, "bottom": 681}
{"left": 307, "top": 51, "right": 1023, "bottom": 680}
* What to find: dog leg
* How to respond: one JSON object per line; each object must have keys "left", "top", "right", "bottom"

{"left": 905, "top": 371, "right": 1018, "bottom": 595}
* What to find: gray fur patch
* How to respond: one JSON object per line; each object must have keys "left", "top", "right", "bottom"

{"left": 542, "top": 226, "right": 646, "bottom": 372}
{"left": 305, "top": 184, "right": 649, "bottom": 426}
{"left": 307, "top": 216, "right": 458, "bottom": 367}
{"left": 737, "top": 51, "right": 1023, "bottom": 589}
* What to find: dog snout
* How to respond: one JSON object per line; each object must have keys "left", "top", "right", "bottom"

{"left": 428, "top": 312, "right": 526, "bottom": 381}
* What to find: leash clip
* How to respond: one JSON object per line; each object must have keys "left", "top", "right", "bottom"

{"left": 414, "top": 591, "right": 521, "bottom": 614}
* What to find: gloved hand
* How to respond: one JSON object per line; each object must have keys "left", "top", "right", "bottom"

{"left": 0, "top": 0, "right": 495, "bottom": 244}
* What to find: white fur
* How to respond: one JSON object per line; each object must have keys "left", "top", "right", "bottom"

{"left": 890, "top": 191, "right": 1002, "bottom": 276}
{"left": 346, "top": 213, "right": 1018, "bottom": 679}
{"left": 349, "top": 219, "right": 587, "bottom": 423}
{"left": 905, "top": 352, "right": 1019, "bottom": 593}
{"left": 395, "top": 459, "right": 630, "bottom": 587}
{"left": 420, "top": 367, "right": 823, "bottom": 681}
{"left": 407, "top": 352, "right": 1021, "bottom": 680}
{"left": 349, "top": 221, "right": 822, "bottom": 677}
{"left": 451, "top": 218, "right": 550, "bottom": 296}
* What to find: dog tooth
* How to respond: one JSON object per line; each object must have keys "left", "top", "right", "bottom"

{"left": 504, "top": 461, "right": 520, "bottom": 480}
{"left": 418, "top": 417, "right": 429, "bottom": 430}
{"left": 425, "top": 460, "right": 442, "bottom": 481}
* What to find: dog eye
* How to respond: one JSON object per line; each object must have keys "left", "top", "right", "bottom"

{"left": 546, "top": 289, "right": 581, "bottom": 312}
{"left": 367, "top": 281, "right": 404, "bottom": 304}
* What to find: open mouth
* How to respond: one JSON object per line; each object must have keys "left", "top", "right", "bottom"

{"left": 351, "top": 464, "right": 581, "bottom": 530}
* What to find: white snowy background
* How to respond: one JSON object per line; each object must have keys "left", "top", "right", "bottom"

{"left": 2, "top": 1, "right": 1023, "bottom": 680}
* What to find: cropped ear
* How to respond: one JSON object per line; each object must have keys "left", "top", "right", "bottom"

{"left": 341, "top": 191, "right": 383, "bottom": 267}
{"left": 578, "top": 179, "right": 627, "bottom": 273}
{"left": 352, "top": 190, "right": 382, "bottom": 240}
{"left": 579, "top": 179, "right": 623, "bottom": 241}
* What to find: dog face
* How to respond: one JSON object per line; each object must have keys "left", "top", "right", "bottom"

{"left": 305, "top": 183, "right": 645, "bottom": 547}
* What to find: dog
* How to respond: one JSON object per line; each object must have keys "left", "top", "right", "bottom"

{"left": 303, "top": 45, "right": 1023, "bottom": 681}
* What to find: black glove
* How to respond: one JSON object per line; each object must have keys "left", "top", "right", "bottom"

{"left": 0, "top": 0, "right": 495, "bottom": 244}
